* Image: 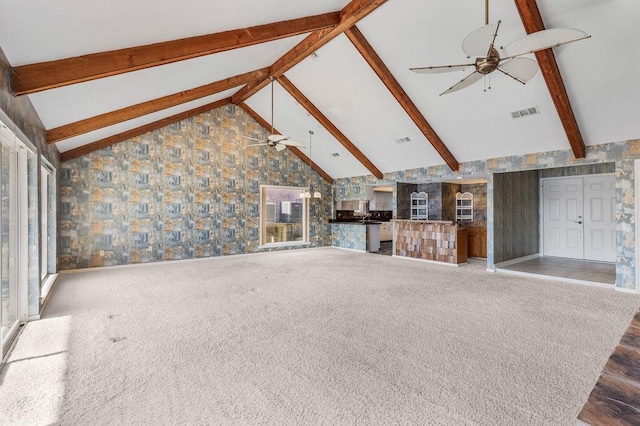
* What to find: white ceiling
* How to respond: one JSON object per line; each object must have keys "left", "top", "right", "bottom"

{"left": 0, "top": 0, "right": 638, "bottom": 179}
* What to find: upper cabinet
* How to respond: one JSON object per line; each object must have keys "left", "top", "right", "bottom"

{"left": 372, "top": 191, "right": 393, "bottom": 211}
{"left": 456, "top": 192, "right": 473, "bottom": 222}
{"left": 410, "top": 192, "right": 428, "bottom": 220}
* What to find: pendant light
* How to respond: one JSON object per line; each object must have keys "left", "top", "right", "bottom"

{"left": 300, "top": 130, "right": 321, "bottom": 199}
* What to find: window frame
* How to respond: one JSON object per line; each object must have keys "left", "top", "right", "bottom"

{"left": 259, "top": 185, "right": 310, "bottom": 248}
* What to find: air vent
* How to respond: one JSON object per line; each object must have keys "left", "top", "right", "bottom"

{"left": 331, "top": 153, "right": 340, "bottom": 157}
{"left": 395, "top": 136, "right": 412, "bottom": 144}
{"left": 511, "top": 106, "right": 540, "bottom": 119}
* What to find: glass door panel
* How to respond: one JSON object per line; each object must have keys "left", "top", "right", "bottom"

{"left": 1, "top": 143, "right": 18, "bottom": 350}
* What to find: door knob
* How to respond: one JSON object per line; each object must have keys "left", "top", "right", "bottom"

{"left": 575, "top": 221, "right": 583, "bottom": 224}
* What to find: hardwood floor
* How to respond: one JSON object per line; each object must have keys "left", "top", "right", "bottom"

{"left": 578, "top": 308, "right": 640, "bottom": 425}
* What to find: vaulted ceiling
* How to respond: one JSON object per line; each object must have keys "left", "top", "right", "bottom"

{"left": 1, "top": 0, "right": 638, "bottom": 181}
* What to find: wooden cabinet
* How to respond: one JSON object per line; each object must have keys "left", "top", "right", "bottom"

{"left": 467, "top": 228, "right": 487, "bottom": 258}
{"left": 456, "top": 229, "right": 468, "bottom": 264}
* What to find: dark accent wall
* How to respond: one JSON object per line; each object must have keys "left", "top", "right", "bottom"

{"left": 493, "top": 170, "right": 539, "bottom": 263}
{"left": 441, "top": 183, "right": 460, "bottom": 222}
{"left": 461, "top": 183, "right": 488, "bottom": 226}
{"left": 396, "top": 182, "right": 414, "bottom": 219}
{"left": 58, "top": 104, "right": 331, "bottom": 270}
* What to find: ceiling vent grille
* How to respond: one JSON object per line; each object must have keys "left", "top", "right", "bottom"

{"left": 331, "top": 152, "right": 340, "bottom": 157}
{"left": 511, "top": 106, "right": 540, "bottom": 119}
{"left": 395, "top": 136, "right": 411, "bottom": 144}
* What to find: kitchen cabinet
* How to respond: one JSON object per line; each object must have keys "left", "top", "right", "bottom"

{"left": 372, "top": 191, "right": 393, "bottom": 211}
{"left": 467, "top": 228, "right": 487, "bottom": 258}
{"left": 380, "top": 222, "right": 393, "bottom": 241}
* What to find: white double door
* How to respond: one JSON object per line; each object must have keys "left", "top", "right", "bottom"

{"left": 542, "top": 175, "right": 616, "bottom": 262}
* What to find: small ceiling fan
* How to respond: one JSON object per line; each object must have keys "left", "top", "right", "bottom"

{"left": 244, "top": 76, "right": 304, "bottom": 151}
{"left": 410, "top": 0, "right": 590, "bottom": 95}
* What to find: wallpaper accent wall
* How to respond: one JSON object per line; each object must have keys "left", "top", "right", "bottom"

{"left": 333, "top": 140, "right": 640, "bottom": 291}
{"left": 58, "top": 105, "right": 331, "bottom": 270}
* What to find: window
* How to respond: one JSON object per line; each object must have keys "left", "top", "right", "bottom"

{"left": 40, "top": 158, "right": 56, "bottom": 285}
{"left": 260, "top": 185, "right": 309, "bottom": 246}
{"left": 456, "top": 192, "right": 474, "bottom": 222}
{"left": 410, "top": 191, "right": 428, "bottom": 220}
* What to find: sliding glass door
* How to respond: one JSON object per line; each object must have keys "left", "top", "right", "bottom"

{"left": 1, "top": 139, "right": 19, "bottom": 353}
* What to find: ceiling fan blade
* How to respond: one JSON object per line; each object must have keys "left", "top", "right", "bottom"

{"left": 410, "top": 64, "right": 474, "bottom": 74}
{"left": 243, "top": 135, "right": 265, "bottom": 142}
{"left": 501, "top": 28, "right": 591, "bottom": 58}
{"left": 279, "top": 139, "right": 305, "bottom": 148}
{"left": 440, "top": 71, "right": 484, "bottom": 96}
{"left": 462, "top": 22, "right": 499, "bottom": 58}
{"left": 275, "top": 143, "right": 287, "bottom": 152}
{"left": 267, "top": 134, "right": 288, "bottom": 142}
{"left": 497, "top": 57, "right": 539, "bottom": 84}
{"left": 247, "top": 143, "right": 268, "bottom": 147}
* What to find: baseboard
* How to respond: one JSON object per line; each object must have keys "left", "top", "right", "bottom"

{"left": 615, "top": 286, "right": 640, "bottom": 294}
{"left": 494, "top": 253, "right": 540, "bottom": 268}
{"left": 330, "top": 246, "right": 367, "bottom": 254}
{"left": 60, "top": 246, "right": 329, "bottom": 274}
{"left": 391, "top": 255, "right": 462, "bottom": 267}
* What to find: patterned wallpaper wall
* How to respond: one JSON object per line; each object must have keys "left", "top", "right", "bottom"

{"left": 59, "top": 104, "right": 331, "bottom": 270}
{"left": 333, "top": 140, "right": 640, "bottom": 291}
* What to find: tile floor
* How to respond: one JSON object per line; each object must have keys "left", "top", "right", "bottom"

{"left": 498, "top": 256, "right": 616, "bottom": 285}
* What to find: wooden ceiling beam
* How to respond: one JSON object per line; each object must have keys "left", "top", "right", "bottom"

{"left": 514, "top": 0, "right": 586, "bottom": 158}
{"left": 277, "top": 75, "right": 383, "bottom": 180}
{"left": 232, "top": 0, "right": 388, "bottom": 104}
{"left": 239, "top": 102, "right": 333, "bottom": 184}
{"left": 12, "top": 13, "right": 340, "bottom": 95}
{"left": 48, "top": 67, "right": 270, "bottom": 144}
{"left": 345, "top": 26, "right": 459, "bottom": 171}
{"left": 61, "top": 98, "right": 232, "bottom": 162}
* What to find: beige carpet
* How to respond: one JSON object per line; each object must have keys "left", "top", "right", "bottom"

{"left": 2, "top": 247, "right": 639, "bottom": 425}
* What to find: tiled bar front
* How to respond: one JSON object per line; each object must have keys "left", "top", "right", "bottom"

{"left": 393, "top": 219, "right": 466, "bottom": 264}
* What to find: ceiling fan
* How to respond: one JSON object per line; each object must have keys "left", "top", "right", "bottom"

{"left": 410, "top": 0, "right": 591, "bottom": 95}
{"left": 244, "top": 76, "right": 304, "bottom": 151}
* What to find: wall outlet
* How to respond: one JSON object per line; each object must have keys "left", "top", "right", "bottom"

{"left": 99, "top": 250, "right": 104, "bottom": 256}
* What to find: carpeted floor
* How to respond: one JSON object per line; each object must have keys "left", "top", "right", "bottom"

{"left": 1, "top": 247, "right": 639, "bottom": 425}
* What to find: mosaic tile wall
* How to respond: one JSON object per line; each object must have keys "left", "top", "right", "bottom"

{"left": 333, "top": 141, "right": 640, "bottom": 291}
{"left": 58, "top": 105, "right": 332, "bottom": 270}
{"left": 331, "top": 223, "right": 367, "bottom": 252}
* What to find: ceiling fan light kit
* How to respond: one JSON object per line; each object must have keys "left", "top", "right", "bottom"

{"left": 410, "top": 1, "right": 590, "bottom": 95}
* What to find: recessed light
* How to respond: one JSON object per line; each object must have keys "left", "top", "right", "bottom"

{"left": 456, "top": 176, "right": 463, "bottom": 180}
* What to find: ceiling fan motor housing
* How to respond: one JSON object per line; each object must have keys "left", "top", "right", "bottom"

{"left": 475, "top": 47, "right": 500, "bottom": 74}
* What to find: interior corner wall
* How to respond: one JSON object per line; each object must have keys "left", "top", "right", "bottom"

{"left": 492, "top": 170, "right": 539, "bottom": 264}
{"left": 57, "top": 104, "right": 331, "bottom": 270}
{"left": 0, "top": 48, "right": 59, "bottom": 168}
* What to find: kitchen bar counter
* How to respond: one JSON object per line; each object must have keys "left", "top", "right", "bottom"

{"left": 393, "top": 219, "right": 467, "bottom": 264}
{"left": 331, "top": 222, "right": 380, "bottom": 252}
